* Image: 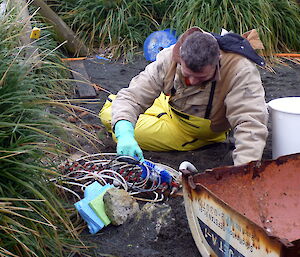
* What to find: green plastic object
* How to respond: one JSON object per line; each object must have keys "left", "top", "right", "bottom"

{"left": 88, "top": 187, "right": 112, "bottom": 226}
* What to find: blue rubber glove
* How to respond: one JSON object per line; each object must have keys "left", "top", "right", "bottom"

{"left": 114, "top": 120, "right": 144, "bottom": 161}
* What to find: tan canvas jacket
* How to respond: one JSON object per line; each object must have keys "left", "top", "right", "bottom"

{"left": 112, "top": 28, "right": 268, "bottom": 165}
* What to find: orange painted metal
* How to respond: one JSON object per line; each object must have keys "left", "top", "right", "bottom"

{"left": 182, "top": 153, "right": 300, "bottom": 257}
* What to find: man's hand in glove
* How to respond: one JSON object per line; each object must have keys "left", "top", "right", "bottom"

{"left": 114, "top": 120, "right": 144, "bottom": 161}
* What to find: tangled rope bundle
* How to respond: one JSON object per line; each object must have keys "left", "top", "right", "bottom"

{"left": 53, "top": 153, "right": 182, "bottom": 202}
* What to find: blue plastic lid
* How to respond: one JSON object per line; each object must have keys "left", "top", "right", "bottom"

{"left": 143, "top": 29, "right": 177, "bottom": 62}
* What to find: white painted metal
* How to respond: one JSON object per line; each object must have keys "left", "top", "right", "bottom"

{"left": 183, "top": 184, "right": 282, "bottom": 257}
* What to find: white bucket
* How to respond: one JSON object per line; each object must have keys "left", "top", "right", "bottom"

{"left": 268, "top": 97, "right": 300, "bottom": 159}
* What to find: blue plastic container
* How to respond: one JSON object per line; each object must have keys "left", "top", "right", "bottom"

{"left": 141, "top": 160, "right": 172, "bottom": 184}
{"left": 143, "top": 29, "right": 177, "bottom": 62}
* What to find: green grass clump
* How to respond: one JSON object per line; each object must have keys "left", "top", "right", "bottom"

{"left": 53, "top": 0, "right": 160, "bottom": 60}
{"left": 55, "top": 0, "right": 300, "bottom": 60}
{"left": 165, "top": 0, "right": 300, "bottom": 56}
{"left": 0, "top": 6, "right": 85, "bottom": 257}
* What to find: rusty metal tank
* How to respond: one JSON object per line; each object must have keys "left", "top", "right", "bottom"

{"left": 182, "top": 153, "right": 300, "bottom": 257}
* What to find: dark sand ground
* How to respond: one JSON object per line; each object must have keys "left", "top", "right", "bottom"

{"left": 71, "top": 56, "right": 300, "bottom": 257}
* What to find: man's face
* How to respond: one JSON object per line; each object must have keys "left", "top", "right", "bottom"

{"left": 180, "top": 60, "right": 217, "bottom": 86}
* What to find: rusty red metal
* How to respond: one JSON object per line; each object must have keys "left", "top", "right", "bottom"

{"left": 182, "top": 153, "right": 300, "bottom": 257}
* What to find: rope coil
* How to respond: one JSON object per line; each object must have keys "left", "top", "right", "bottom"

{"left": 53, "top": 153, "right": 181, "bottom": 202}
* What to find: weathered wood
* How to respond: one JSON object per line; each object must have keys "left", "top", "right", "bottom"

{"left": 69, "top": 61, "right": 97, "bottom": 98}
{"left": 31, "top": 0, "right": 89, "bottom": 57}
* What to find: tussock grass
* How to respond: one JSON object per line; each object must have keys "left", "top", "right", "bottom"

{"left": 54, "top": 0, "right": 300, "bottom": 60}
{"left": 54, "top": 0, "right": 160, "bottom": 61}
{"left": 0, "top": 4, "right": 98, "bottom": 256}
{"left": 166, "top": 0, "right": 300, "bottom": 57}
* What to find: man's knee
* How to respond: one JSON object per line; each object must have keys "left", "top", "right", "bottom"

{"left": 99, "top": 94, "right": 116, "bottom": 133}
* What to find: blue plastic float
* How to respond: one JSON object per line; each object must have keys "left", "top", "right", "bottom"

{"left": 143, "top": 29, "right": 177, "bottom": 62}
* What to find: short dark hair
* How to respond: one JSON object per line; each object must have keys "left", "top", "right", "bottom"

{"left": 180, "top": 32, "right": 220, "bottom": 72}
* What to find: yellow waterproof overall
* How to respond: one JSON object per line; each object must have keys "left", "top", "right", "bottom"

{"left": 99, "top": 92, "right": 227, "bottom": 151}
